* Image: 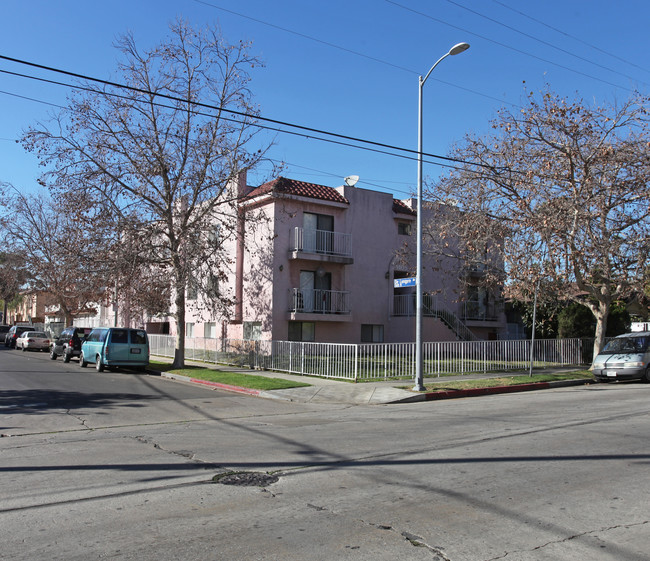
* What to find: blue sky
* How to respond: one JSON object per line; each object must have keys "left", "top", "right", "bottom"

{"left": 1, "top": 0, "right": 649, "bottom": 200}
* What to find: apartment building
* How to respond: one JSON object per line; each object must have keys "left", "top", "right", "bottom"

{"left": 176, "top": 175, "right": 507, "bottom": 344}
{"left": 4, "top": 289, "right": 54, "bottom": 328}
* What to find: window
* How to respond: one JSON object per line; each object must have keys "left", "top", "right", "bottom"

{"left": 185, "top": 322, "right": 195, "bottom": 338}
{"left": 207, "top": 223, "right": 222, "bottom": 247}
{"left": 361, "top": 324, "right": 384, "bottom": 343}
{"left": 132, "top": 330, "right": 148, "bottom": 345}
{"left": 205, "top": 274, "right": 220, "bottom": 299}
{"left": 398, "top": 222, "right": 412, "bottom": 236}
{"left": 243, "top": 321, "right": 262, "bottom": 341}
{"left": 288, "top": 321, "right": 315, "bottom": 342}
{"left": 204, "top": 322, "right": 217, "bottom": 339}
{"left": 303, "top": 212, "right": 334, "bottom": 253}
{"left": 111, "top": 329, "right": 129, "bottom": 344}
{"left": 187, "top": 279, "right": 198, "bottom": 301}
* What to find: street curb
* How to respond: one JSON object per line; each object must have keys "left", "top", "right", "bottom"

{"left": 390, "top": 379, "right": 592, "bottom": 403}
{"left": 158, "top": 371, "right": 269, "bottom": 397}
{"left": 152, "top": 369, "right": 593, "bottom": 405}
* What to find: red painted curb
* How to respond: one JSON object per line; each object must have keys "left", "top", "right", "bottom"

{"left": 189, "top": 378, "right": 263, "bottom": 396}
{"left": 422, "top": 381, "right": 552, "bottom": 401}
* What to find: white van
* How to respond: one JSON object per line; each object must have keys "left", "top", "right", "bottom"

{"left": 592, "top": 332, "right": 650, "bottom": 382}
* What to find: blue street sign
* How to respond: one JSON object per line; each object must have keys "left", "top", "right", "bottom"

{"left": 394, "top": 277, "right": 416, "bottom": 288}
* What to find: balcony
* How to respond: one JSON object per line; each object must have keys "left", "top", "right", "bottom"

{"left": 289, "top": 288, "right": 351, "bottom": 320}
{"left": 461, "top": 300, "right": 503, "bottom": 322}
{"left": 289, "top": 227, "right": 353, "bottom": 264}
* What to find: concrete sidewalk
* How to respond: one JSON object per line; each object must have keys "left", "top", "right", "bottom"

{"left": 153, "top": 362, "right": 592, "bottom": 405}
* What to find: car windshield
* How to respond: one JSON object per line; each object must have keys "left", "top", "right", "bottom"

{"left": 601, "top": 336, "right": 650, "bottom": 354}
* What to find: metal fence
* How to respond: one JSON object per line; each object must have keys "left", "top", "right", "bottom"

{"left": 149, "top": 335, "right": 590, "bottom": 382}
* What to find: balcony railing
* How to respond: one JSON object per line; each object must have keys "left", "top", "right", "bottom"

{"left": 289, "top": 288, "right": 351, "bottom": 315}
{"left": 290, "top": 227, "right": 352, "bottom": 258}
{"left": 461, "top": 300, "right": 503, "bottom": 321}
{"left": 392, "top": 294, "right": 478, "bottom": 341}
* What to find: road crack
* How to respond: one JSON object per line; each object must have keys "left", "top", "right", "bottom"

{"left": 485, "top": 520, "right": 649, "bottom": 560}
{"left": 65, "top": 409, "right": 92, "bottom": 430}
{"left": 131, "top": 435, "right": 219, "bottom": 469}
{"left": 304, "top": 503, "right": 452, "bottom": 559}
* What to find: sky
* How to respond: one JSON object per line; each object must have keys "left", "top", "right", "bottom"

{"left": 2, "top": 0, "right": 650, "bottom": 201}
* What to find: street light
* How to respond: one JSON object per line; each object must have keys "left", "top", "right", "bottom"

{"left": 414, "top": 42, "right": 470, "bottom": 392}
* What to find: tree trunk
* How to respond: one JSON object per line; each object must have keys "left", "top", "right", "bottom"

{"left": 592, "top": 302, "right": 610, "bottom": 363}
{"left": 172, "top": 275, "right": 186, "bottom": 369}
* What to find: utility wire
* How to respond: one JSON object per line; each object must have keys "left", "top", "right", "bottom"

{"left": 0, "top": 55, "right": 500, "bottom": 173}
{"left": 385, "top": 0, "right": 640, "bottom": 93}
{"left": 490, "top": 0, "right": 650, "bottom": 76}
{"left": 192, "top": 0, "right": 517, "bottom": 108}
{"left": 444, "top": 0, "right": 648, "bottom": 87}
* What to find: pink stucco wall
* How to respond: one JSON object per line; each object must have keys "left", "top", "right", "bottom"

{"left": 173, "top": 178, "right": 506, "bottom": 343}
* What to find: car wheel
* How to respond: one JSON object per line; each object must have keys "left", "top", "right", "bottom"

{"left": 95, "top": 356, "right": 105, "bottom": 372}
{"left": 79, "top": 352, "right": 88, "bottom": 368}
{"left": 63, "top": 352, "right": 71, "bottom": 363}
{"left": 50, "top": 349, "right": 57, "bottom": 360}
{"left": 21, "top": 344, "right": 26, "bottom": 352}
{"left": 643, "top": 366, "right": 650, "bottom": 383}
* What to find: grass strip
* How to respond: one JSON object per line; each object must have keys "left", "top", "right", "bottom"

{"left": 422, "top": 371, "right": 593, "bottom": 392}
{"left": 150, "top": 361, "right": 312, "bottom": 391}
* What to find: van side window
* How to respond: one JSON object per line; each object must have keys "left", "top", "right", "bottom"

{"left": 99, "top": 330, "right": 109, "bottom": 342}
{"left": 132, "top": 330, "right": 147, "bottom": 345}
{"left": 111, "top": 329, "right": 128, "bottom": 344}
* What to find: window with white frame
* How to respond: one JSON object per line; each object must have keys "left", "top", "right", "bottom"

{"left": 243, "top": 321, "right": 262, "bottom": 341}
{"left": 204, "top": 322, "right": 217, "bottom": 339}
{"left": 361, "top": 324, "right": 384, "bottom": 343}
{"left": 288, "top": 321, "right": 315, "bottom": 342}
{"left": 398, "top": 221, "right": 412, "bottom": 236}
{"left": 185, "top": 322, "right": 195, "bottom": 338}
{"left": 187, "top": 279, "right": 198, "bottom": 301}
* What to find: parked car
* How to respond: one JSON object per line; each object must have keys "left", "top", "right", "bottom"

{"left": 0, "top": 325, "right": 10, "bottom": 343}
{"left": 4, "top": 325, "right": 34, "bottom": 348}
{"left": 592, "top": 332, "right": 650, "bottom": 382}
{"left": 50, "top": 326, "right": 93, "bottom": 362}
{"left": 16, "top": 331, "right": 51, "bottom": 352}
{"left": 80, "top": 327, "right": 149, "bottom": 372}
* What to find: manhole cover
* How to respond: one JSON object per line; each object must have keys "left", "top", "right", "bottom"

{"left": 213, "top": 471, "right": 279, "bottom": 487}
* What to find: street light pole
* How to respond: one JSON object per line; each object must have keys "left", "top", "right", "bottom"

{"left": 414, "top": 42, "right": 470, "bottom": 392}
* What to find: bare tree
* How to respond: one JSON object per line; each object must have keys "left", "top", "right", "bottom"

{"left": 0, "top": 250, "right": 27, "bottom": 323}
{"left": 22, "top": 20, "right": 271, "bottom": 367}
{"left": 428, "top": 88, "right": 650, "bottom": 359}
{"left": 0, "top": 185, "right": 108, "bottom": 325}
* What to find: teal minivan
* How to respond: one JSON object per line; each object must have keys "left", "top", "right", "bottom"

{"left": 80, "top": 327, "right": 149, "bottom": 372}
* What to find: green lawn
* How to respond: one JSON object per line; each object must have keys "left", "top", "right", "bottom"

{"left": 149, "top": 361, "right": 312, "bottom": 391}
{"left": 421, "top": 371, "right": 594, "bottom": 392}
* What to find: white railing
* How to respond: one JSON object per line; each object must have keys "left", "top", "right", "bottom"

{"left": 149, "top": 335, "right": 588, "bottom": 382}
{"left": 289, "top": 288, "right": 351, "bottom": 314}
{"left": 290, "top": 227, "right": 352, "bottom": 257}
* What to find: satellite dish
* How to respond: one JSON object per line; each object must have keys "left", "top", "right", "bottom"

{"left": 344, "top": 175, "right": 359, "bottom": 187}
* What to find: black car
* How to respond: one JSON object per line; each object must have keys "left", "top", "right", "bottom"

{"left": 0, "top": 325, "right": 10, "bottom": 344}
{"left": 50, "top": 326, "right": 93, "bottom": 362}
{"left": 5, "top": 325, "right": 35, "bottom": 348}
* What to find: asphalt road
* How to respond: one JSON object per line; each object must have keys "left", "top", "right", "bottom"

{"left": 1, "top": 345, "right": 649, "bottom": 561}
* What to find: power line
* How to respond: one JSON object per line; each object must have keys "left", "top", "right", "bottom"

{"left": 490, "top": 0, "right": 650, "bottom": 76}
{"left": 192, "top": 0, "right": 518, "bottom": 109}
{"left": 443, "top": 0, "right": 648, "bottom": 87}
{"left": 0, "top": 55, "right": 499, "bottom": 174}
{"left": 385, "top": 0, "right": 641, "bottom": 93}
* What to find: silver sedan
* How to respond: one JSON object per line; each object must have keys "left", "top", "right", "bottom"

{"left": 16, "top": 331, "right": 51, "bottom": 352}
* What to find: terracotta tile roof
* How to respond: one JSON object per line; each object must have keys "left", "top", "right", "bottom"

{"left": 393, "top": 199, "right": 416, "bottom": 216}
{"left": 245, "top": 177, "right": 349, "bottom": 205}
